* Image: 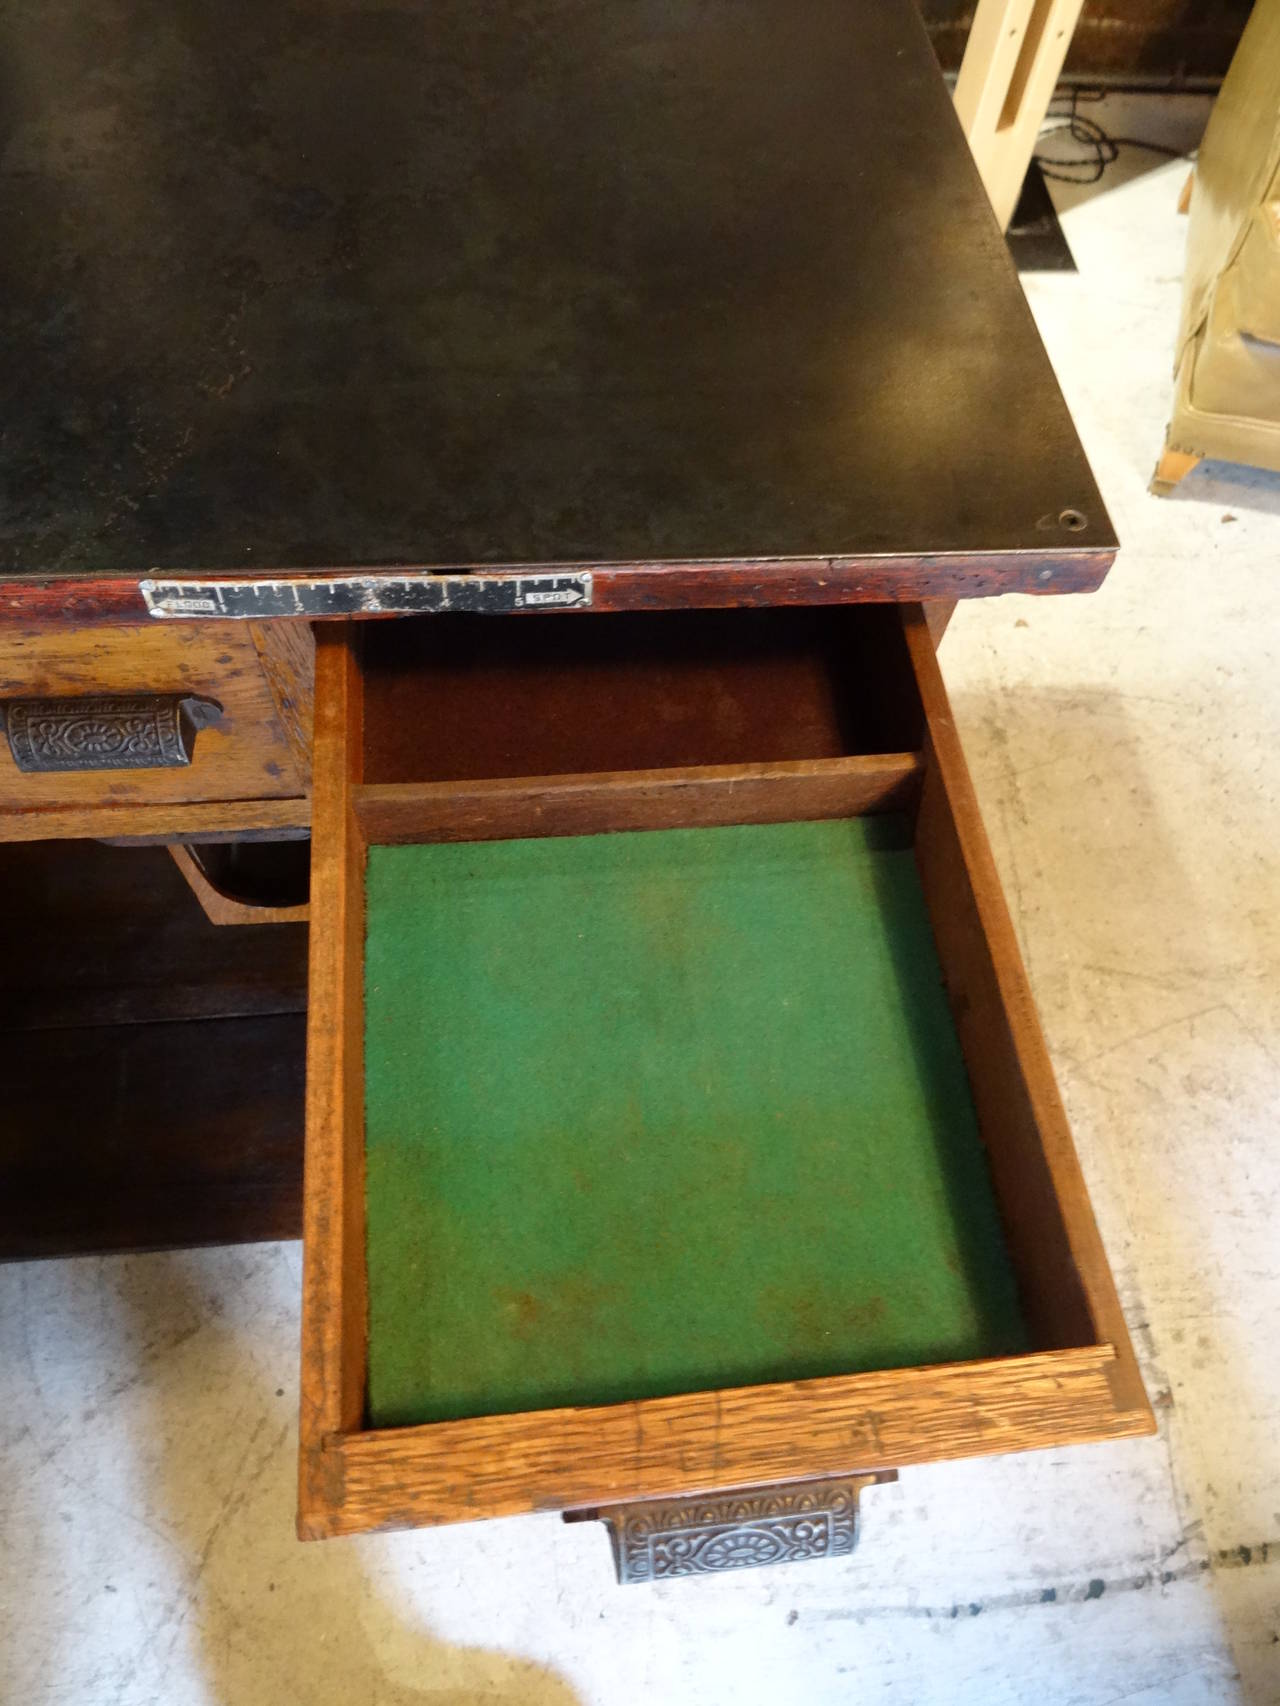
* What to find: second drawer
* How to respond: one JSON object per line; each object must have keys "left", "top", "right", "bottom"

{"left": 0, "top": 620, "right": 312, "bottom": 839}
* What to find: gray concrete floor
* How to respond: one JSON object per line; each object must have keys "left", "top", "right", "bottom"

{"left": 2, "top": 97, "right": 1277, "bottom": 1706}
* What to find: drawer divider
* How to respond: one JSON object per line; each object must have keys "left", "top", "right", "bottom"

{"left": 351, "top": 752, "right": 924, "bottom": 845}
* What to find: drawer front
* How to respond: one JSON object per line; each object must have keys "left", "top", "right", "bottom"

{"left": 0, "top": 621, "right": 312, "bottom": 836}
{"left": 298, "top": 607, "right": 1152, "bottom": 1542}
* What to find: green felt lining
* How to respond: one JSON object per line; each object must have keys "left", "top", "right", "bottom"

{"left": 363, "top": 817, "right": 1029, "bottom": 1428}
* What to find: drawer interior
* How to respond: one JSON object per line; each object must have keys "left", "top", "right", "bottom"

{"left": 365, "top": 815, "right": 1028, "bottom": 1429}
{"left": 358, "top": 606, "right": 923, "bottom": 783}
{"left": 300, "top": 605, "right": 1152, "bottom": 1538}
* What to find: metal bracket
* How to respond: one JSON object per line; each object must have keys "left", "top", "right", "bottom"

{"left": 571, "top": 1471, "right": 897, "bottom": 1584}
{"left": 2, "top": 694, "right": 222, "bottom": 773}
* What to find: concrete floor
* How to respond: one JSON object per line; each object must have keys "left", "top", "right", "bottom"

{"left": 2, "top": 98, "right": 1278, "bottom": 1705}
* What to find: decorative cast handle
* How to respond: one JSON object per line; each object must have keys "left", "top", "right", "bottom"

{"left": 2, "top": 694, "right": 222, "bottom": 773}
{"left": 568, "top": 1471, "right": 897, "bottom": 1583}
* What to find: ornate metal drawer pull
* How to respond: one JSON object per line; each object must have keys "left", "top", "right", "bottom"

{"left": 2, "top": 694, "right": 222, "bottom": 773}
{"left": 570, "top": 1471, "right": 897, "bottom": 1583}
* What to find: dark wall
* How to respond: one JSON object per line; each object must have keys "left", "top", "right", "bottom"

{"left": 924, "top": 1, "right": 1253, "bottom": 81}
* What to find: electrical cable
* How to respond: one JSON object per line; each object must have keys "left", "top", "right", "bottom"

{"left": 1033, "top": 87, "right": 1190, "bottom": 185}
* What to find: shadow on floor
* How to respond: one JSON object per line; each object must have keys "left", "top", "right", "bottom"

{"left": 117, "top": 1250, "right": 583, "bottom": 1706}
{"left": 943, "top": 674, "right": 1280, "bottom": 1705}
{"left": 1154, "top": 457, "right": 1280, "bottom": 521}
{"left": 1044, "top": 92, "right": 1211, "bottom": 218}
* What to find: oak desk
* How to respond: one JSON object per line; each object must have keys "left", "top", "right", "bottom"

{"left": 0, "top": 0, "right": 1145, "bottom": 1579}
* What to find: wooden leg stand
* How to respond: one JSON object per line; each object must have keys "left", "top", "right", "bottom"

{"left": 567, "top": 1472, "right": 897, "bottom": 1583}
{"left": 954, "top": 0, "right": 1086, "bottom": 231}
{"left": 1149, "top": 445, "right": 1203, "bottom": 495}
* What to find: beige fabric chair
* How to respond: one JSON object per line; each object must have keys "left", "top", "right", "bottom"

{"left": 1152, "top": 0, "right": 1280, "bottom": 493}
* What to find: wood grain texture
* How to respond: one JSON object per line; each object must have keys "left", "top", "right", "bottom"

{"left": 903, "top": 609, "right": 1151, "bottom": 1419}
{"left": 352, "top": 756, "right": 924, "bottom": 846}
{"left": 298, "top": 626, "right": 368, "bottom": 1532}
{"left": 250, "top": 621, "right": 315, "bottom": 790}
{"left": 0, "top": 797, "right": 309, "bottom": 842}
{"left": 0, "top": 622, "right": 307, "bottom": 816}
{"left": 0, "top": 549, "right": 1116, "bottom": 632}
{"left": 305, "top": 1347, "right": 1150, "bottom": 1537}
{"left": 296, "top": 612, "right": 1149, "bottom": 1540}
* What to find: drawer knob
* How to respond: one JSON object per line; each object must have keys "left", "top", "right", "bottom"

{"left": 2, "top": 694, "right": 222, "bottom": 773}
{"left": 572, "top": 1471, "right": 896, "bottom": 1583}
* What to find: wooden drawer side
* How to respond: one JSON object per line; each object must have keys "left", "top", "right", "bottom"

{"left": 903, "top": 612, "right": 1147, "bottom": 1416}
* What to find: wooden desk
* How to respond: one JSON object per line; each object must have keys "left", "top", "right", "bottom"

{"left": 1, "top": 1, "right": 1108, "bottom": 639}
{"left": 0, "top": 0, "right": 1144, "bottom": 1579}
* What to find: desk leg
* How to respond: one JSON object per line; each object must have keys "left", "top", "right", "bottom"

{"left": 925, "top": 600, "right": 958, "bottom": 646}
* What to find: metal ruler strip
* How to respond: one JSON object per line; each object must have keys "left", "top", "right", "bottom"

{"left": 140, "top": 571, "right": 593, "bottom": 619}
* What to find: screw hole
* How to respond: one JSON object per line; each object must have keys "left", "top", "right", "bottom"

{"left": 1059, "top": 508, "right": 1087, "bottom": 532}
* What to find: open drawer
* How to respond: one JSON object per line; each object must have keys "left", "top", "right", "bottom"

{"left": 298, "top": 606, "right": 1152, "bottom": 1542}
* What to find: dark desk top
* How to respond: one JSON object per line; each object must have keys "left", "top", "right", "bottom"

{"left": 0, "top": 0, "right": 1114, "bottom": 619}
